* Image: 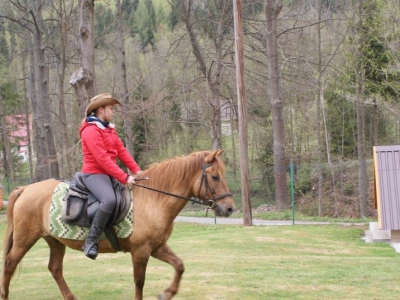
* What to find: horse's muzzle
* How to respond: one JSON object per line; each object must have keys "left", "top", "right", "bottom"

{"left": 213, "top": 202, "right": 236, "bottom": 217}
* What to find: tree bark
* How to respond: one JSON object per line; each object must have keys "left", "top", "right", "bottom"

{"left": 265, "top": 0, "right": 289, "bottom": 210}
{"left": 70, "top": 0, "right": 96, "bottom": 115}
{"left": 0, "top": 91, "right": 14, "bottom": 180}
{"left": 27, "top": 0, "right": 60, "bottom": 181}
{"left": 58, "top": 1, "right": 73, "bottom": 179}
{"left": 115, "top": 0, "right": 134, "bottom": 157}
{"left": 181, "top": 0, "right": 225, "bottom": 150}
{"left": 26, "top": 27, "right": 47, "bottom": 182}
{"left": 354, "top": 0, "right": 368, "bottom": 218}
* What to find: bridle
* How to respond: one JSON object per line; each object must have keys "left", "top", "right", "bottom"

{"left": 197, "top": 163, "right": 233, "bottom": 209}
{"left": 132, "top": 163, "right": 232, "bottom": 209}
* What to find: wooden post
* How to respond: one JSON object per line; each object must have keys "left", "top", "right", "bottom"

{"left": 0, "top": 184, "right": 3, "bottom": 210}
{"left": 233, "top": 0, "right": 252, "bottom": 225}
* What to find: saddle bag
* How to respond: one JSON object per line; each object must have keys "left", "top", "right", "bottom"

{"left": 61, "top": 179, "right": 88, "bottom": 222}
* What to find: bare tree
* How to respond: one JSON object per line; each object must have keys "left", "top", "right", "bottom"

{"left": 353, "top": 0, "right": 368, "bottom": 217}
{"left": 70, "top": 0, "right": 96, "bottom": 115}
{"left": 181, "top": 0, "right": 233, "bottom": 150}
{"left": 115, "top": 0, "right": 134, "bottom": 156}
{"left": 265, "top": 0, "right": 289, "bottom": 210}
{"left": 2, "top": 0, "right": 61, "bottom": 181}
{"left": 0, "top": 91, "right": 14, "bottom": 180}
{"left": 30, "top": 0, "right": 60, "bottom": 180}
{"left": 53, "top": 0, "right": 76, "bottom": 179}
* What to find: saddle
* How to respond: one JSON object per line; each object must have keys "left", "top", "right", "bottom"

{"left": 61, "top": 172, "right": 132, "bottom": 251}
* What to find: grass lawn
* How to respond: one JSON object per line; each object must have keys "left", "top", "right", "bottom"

{"left": 0, "top": 219, "right": 399, "bottom": 299}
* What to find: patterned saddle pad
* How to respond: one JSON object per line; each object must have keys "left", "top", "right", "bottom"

{"left": 49, "top": 182, "right": 133, "bottom": 240}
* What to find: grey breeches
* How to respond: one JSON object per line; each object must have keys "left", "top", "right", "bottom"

{"left": 81, "top": 173, "right": 116, "bottom": 213}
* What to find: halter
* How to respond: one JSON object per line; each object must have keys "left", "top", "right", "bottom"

{"left": 132, "top": 163, "right": 232, "bottom": 209}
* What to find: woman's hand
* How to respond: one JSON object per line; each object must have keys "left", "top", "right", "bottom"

{"left": 127, "top": 175, "right": 136, "bottom": 184}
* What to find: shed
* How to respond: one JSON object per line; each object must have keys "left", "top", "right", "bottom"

{"left": 373, "top": 145, "right": 400, "bottom": 242}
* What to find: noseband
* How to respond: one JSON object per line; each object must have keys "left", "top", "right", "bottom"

{"left": 197, "top": 163, "right": 233, "bottom": 209}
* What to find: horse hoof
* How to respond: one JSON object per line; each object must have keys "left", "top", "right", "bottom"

{"left": 157, "top": 292, "right": 173, "bottom": 300}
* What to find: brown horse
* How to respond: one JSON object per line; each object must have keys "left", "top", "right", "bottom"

{"left": 0, "top": 150, "right": 235, "bottom": 300}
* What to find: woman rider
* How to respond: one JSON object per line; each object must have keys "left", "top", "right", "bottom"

{"left": 80, "top": 93, "right": 141, "bottom": 260}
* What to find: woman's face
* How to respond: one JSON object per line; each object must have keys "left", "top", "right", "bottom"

{"left": 97, "top": 104, "right": 115, "bottom": 122}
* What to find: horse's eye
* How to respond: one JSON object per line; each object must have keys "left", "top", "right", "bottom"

{"left": 211, "top": 174, "right": 219, "bottom": 181}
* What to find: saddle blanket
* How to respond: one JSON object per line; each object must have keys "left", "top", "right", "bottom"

{"left": 49, "top": 182, "right": 133, "bottom": 240}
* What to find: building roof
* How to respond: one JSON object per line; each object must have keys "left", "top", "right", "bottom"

{"left": 5, "top": 114, "right": 32, "bottom": 147}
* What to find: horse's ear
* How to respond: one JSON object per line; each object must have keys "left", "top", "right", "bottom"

{"left": 205, "top": 149, "right": 224, "bottom": 164}
{"left": 205, "top": 150, "right": 217, "bottom": 164}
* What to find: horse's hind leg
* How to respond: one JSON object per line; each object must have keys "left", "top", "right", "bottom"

{"left": 1, "top": 238, "right": 38, "bottom": 300}
{"left": 151, "top": 243, "right": 185, "bottom": 300}
{"left": 43, "top": 237, "right": 77, "bottom": 300}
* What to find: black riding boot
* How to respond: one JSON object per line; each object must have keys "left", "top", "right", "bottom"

{"left": 83, "top": 209, "right": 112, "bottom": 260}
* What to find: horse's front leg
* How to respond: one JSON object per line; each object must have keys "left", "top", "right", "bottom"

{"left": 43, "top": 237, "right": 77, "bottom": 300}
{"left": 131, "top": 247, "right": 151, "bottom": 300}
{"left": 151, "top": 243, "right": 184, "bottom": 300}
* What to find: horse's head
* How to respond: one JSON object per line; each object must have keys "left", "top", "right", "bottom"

{"left": 195, "top": 149, "right": 236, "bottom": 217}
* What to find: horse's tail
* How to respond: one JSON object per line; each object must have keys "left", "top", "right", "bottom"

{"left": 2, "top": 186, "right": 25, "bottom": 263}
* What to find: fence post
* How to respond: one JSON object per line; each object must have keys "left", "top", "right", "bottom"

{"left": 7, "top": 176, "right": 10, "bottom": 195}
{"left": 290, "top": 164, "right": 295, "bottom": 225}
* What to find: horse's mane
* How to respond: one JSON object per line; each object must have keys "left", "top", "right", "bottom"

{"left": 140, "top": 151, "right": 225, "bottom": 191}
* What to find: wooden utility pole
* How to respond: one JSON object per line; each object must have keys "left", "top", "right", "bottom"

{"left": 233, "top": 0, "right": 252, "bottom": 226}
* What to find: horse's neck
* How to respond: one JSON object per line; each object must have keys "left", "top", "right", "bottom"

{"left": 136, "top": 169, "right": 195, "bottom": 221}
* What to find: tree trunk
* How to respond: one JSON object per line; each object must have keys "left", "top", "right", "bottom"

{"left": 354, "top": 0, "right": 368, "bottom": 218}
{"left": 30, "top": 0, "right": 59, "bottom": 180}
{"left": 70, "top": 0, "right": 96, "bottom": 115}
{"left": 115, "top": 0, "right": 134, "bottom": 157}
{"left": 265, "top": 0, "right": 289, "bottom": 210}
{"left": 0, "top": 91, "right": 14, "bottom": 181}
{"left": 20, "top": 52, "right": 34, "bottom": 183}
{"left": 181, "top": 0, "right": 224, "bottom": 150}
{"left": 58, "top": 3, "right": 73, "bottom": 179}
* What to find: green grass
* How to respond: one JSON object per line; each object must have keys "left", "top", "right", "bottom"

{"left": 0, "top": 220, "right": 399, "bottom": 299}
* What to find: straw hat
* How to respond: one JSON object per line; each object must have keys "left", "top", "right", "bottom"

{"left": 85, "top": 93, "right": 121, "bottom": 116}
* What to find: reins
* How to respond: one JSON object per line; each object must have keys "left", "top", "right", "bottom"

{"left": 131, "top": 163, "right": 232, "bottom": 211}
{"left": 131, "top": 181, "right": 205, "bottom": 206}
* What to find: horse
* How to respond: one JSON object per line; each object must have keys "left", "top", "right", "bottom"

{"left": 0, "top": 149, "right": 235, "bottom": 300}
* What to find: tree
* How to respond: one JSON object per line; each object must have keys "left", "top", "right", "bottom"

{"left": 265, "top": 0, "right": 289, "bottom": 210}
{"left": 115, "top": 0, "right": 134, "bottom": 157}
{"left": 0, "top": 91, "right": 14, "bottom": 180}
{"left": 70, "top": 0, "right": 96, "bottom": 115}
{"left": 1, "top": 0, "right": 61, "bottom": 181}
{"left": 180, "top": 0, "right": 234, "bottom": 150}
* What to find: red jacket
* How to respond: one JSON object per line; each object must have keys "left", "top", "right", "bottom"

{"left": 80, "top": 121, "right": 141, "bottom": 184}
